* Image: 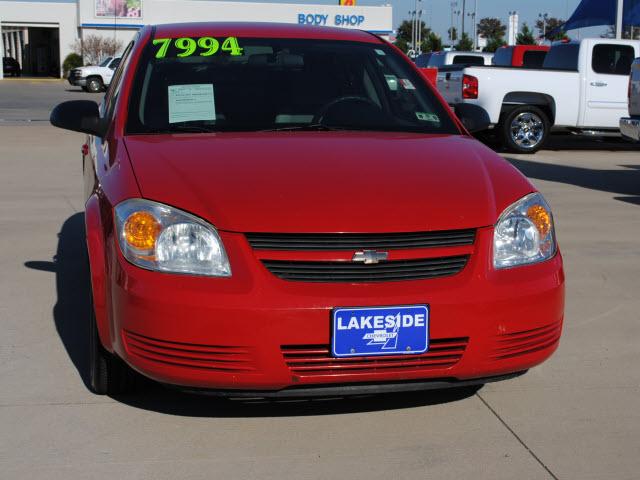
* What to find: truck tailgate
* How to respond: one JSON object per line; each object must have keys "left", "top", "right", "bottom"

{"left": 436, "top": 69, "right": 464, "bottom": 105}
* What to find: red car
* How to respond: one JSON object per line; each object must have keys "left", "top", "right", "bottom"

{"left": 51, "top": 23, "right": 564, "bottom": 397}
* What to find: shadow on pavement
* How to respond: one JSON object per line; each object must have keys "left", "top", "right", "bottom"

{"left": 25, "top": 213, "right": 92, "bottom": 390}
{"left": 24, "top": 213, "right": 481, "bottom": 417}
{"left": 542, "top": 134, "right": 640, "bottom": 152}
{"left": 507, "top": 158, "right": 640, "bottom": 206}
{"left": 111, "top": 384, "right": 481, "bottom": 418}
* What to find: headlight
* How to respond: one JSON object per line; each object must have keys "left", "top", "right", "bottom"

{"left": 114, "top": 199, "right": 231, "bottom": 277}
{"left": 493, "top": 192, "right": 556, "bottom": 269}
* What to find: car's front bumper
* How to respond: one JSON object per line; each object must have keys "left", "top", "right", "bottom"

{"left": 68, "top": 76, "right": 87, "bottom": 87}
{"left": 107, "top": 227, "right": 565, "bottom": 392}
{"left": 176, "top": 371, "right": 527, "bottom": 398}
{"left": 620, "top": 117, "right": 640, "bottom": 141}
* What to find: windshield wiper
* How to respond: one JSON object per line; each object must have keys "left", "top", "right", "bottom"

{"left": 260, "top": 124, "right": 347, "bottom": 132}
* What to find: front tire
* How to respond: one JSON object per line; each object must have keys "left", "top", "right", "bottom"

{"left": 86, "top": 76, "right": 103, "bottom": 93}
{"left": 501, "top": 106, "right": 549, "bottom": 154}
{"left": 88, "top": 290, "right": 136, "bottom": 395}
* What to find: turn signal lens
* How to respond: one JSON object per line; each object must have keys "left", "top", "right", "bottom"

{"left": 527, "top": 205, "right": 551, "bottom": 237}
{"left": 123, "top": 211, "right": 161, "bottom": 250}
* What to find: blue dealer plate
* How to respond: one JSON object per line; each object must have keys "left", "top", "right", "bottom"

{"left": 331, "top": 305, "right": 429, "bottom": 358}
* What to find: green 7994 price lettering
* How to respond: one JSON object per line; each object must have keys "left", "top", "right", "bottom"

{"left": 152, "top": 36, "right": 243, "bottom": 58}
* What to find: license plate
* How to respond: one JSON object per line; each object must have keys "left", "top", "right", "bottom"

{"left": 331, "top": 305, "right": 429, "bottom": 358}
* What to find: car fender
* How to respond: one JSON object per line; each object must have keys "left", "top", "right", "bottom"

{"left": 85, "top": 193, "right": 113, "bottom": 351}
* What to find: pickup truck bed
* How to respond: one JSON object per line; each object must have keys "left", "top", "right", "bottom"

{"left": 436, "top": 39, "right": 640, "bottom": 153}
{"left": 437, "top": 66, "right": 580, "bottom": 127}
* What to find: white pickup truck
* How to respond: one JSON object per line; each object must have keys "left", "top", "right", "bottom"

{"left": 620, "top": 58, "right": 640, "bottom": 141}
{"left": 437, "top": 39, "right": 640, "bottom": 153}
{"left": 67, "top": 56, "right": 121, "bottom": 93}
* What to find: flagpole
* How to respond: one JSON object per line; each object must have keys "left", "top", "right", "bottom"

{"left": 616, "top": 0, "right": 624, "bottom": 39}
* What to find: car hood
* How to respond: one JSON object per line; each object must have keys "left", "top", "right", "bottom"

{"left": 124, "top": 132, "right": 533, "bottom": 233}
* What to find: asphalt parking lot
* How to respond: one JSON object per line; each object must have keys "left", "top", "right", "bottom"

{"left": 1, "top": 79, "right": 639, "bottom": 480}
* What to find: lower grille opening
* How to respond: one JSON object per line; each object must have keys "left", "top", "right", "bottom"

{"left": 123, "top": 330, "right": 256, "bottom": 373}
{"left": 282, "top": 338, "right": 468, "bottom": 378}
{"left": 491, "top": 323, "right": 562, "bottom": 360}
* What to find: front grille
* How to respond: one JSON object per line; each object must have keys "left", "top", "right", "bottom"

{"left": 123, "top": 330, "right": 256, "bottom": 372}
{"left": 262, "top": 255, "right": 469, "bottom": 282}
{"left": 491, "top": 323, "right": 562, "bottom": 360}
{"left": 246, "top": 229, "right": 476, "bottom": 251}
{"left": 282, "top": 338, "right": 468, "bottom": 378}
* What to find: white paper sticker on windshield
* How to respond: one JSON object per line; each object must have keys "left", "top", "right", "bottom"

{"left": 168, "top": 84, "right": 216, "bottom": 124}
{"left": 400, "top": 79, "right": 416, "bottom": 90}
{"left": 375, "top": 49, "right": 386, "bottom": 56}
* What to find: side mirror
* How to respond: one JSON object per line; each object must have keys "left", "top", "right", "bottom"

{"left": 454, "top": 103, "right": 491, "bottom": 133}
{"left": 50, "top": 100, "right": 108, "bottom": 137}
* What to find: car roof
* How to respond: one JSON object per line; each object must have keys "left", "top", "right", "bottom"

{"left": 153, "top": 22, "right": 383, "bottom": 44}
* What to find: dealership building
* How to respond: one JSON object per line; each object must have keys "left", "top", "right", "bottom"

{"left": 0, "top": 0, "right": 393, "bottom": 77}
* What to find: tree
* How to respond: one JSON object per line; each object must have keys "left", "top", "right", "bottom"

{"left": 535, "top": 17, "right": 567, "bottom": 41}
{"left": 423, "top": 32, "right": 443, "bottom": 53}
{"left": 455, "top": 32, "right": 474, "bottom": 51}
{"left": 517, "top": 23, "right": 537, "bottom": 45}
{"left": 477, "top": 17, "right": 507, "bottom": 43}
{"left": 62, "top": 53, "right": 83, "bottom": 77}
{"left": 71, "top": 35, "right": 123, "bottom": 66}
{"left": 448, "top": 27, "right": 458, "bottom": 42}
{"left": 484, "top": 37, "right": 507, "bottom": 53}
{"left": 395, "top": 19, "right": 431, "bottom": 54}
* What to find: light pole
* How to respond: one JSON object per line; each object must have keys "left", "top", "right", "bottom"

{"left": 452, "top": 8, "right": 461, "bottom": 43}
{"left": 467, "top": 10, "right": 477, "bottom": 50}
{"left": 416, "top": 0, "right": 422, "bottom": 55}
{"left": 474, "top": 0, "right": 478, "bottom": 50}
{"left": 417, "top": 8, "right": 423, "bottom": 55}
{"left": 450, "top": 2, "right": 458, "bottom": 42}
{"left": 538, "top": 12, "right": 549, "bottom": 38}
{"left": 461, "top": 0, "right": 466, "bottom": 38}
{"left": 408, "top": 10, "right": 415, "bottom": 55}
{"left": 616, "top": 0, "right": 624, "bottom": 39}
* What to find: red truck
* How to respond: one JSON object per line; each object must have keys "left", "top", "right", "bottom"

{"left": 492, "top": 45, "right": 551, "bottom": 68}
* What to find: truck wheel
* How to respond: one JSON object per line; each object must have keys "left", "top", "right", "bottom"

{"left": 502, "top": 106, "right": 549, "bottom": 154}
{"left": 88, "top": 288, "right": 136, "bottom": 395}
{"left": 86, "top": 76, "right": 104, "bottom": 94}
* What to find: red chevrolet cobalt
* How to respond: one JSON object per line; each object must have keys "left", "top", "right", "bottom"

{"left": 51, "top": 23, "right": 564, "bottom": 397}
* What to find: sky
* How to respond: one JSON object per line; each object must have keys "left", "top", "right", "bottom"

{"left": 388, "top": 0, "right": 584, "bottom": 38}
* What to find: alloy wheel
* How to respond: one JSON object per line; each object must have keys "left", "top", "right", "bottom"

{"left": 510, "top": 112, "right": 545, "bottom": 150}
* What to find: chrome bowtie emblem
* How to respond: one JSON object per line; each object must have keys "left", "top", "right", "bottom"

{"left": 352, "top": 250, "right": 389, "bottom": 265}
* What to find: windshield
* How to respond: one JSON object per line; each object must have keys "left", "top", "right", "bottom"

{"left": 543, "top": 44, "right": 580, "bottom": 71}
{"left": 492, "top": 48, "right": 513, "bottom": 66}
{"left": 126, "top": 36, "right": 458, "bottom": 135}
{"left": 99, "top": 57, "right": 112, "bottom": 67}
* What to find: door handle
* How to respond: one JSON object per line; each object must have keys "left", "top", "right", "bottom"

{"left": 590, "top": 81, "right": 608, "bottom": 87}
